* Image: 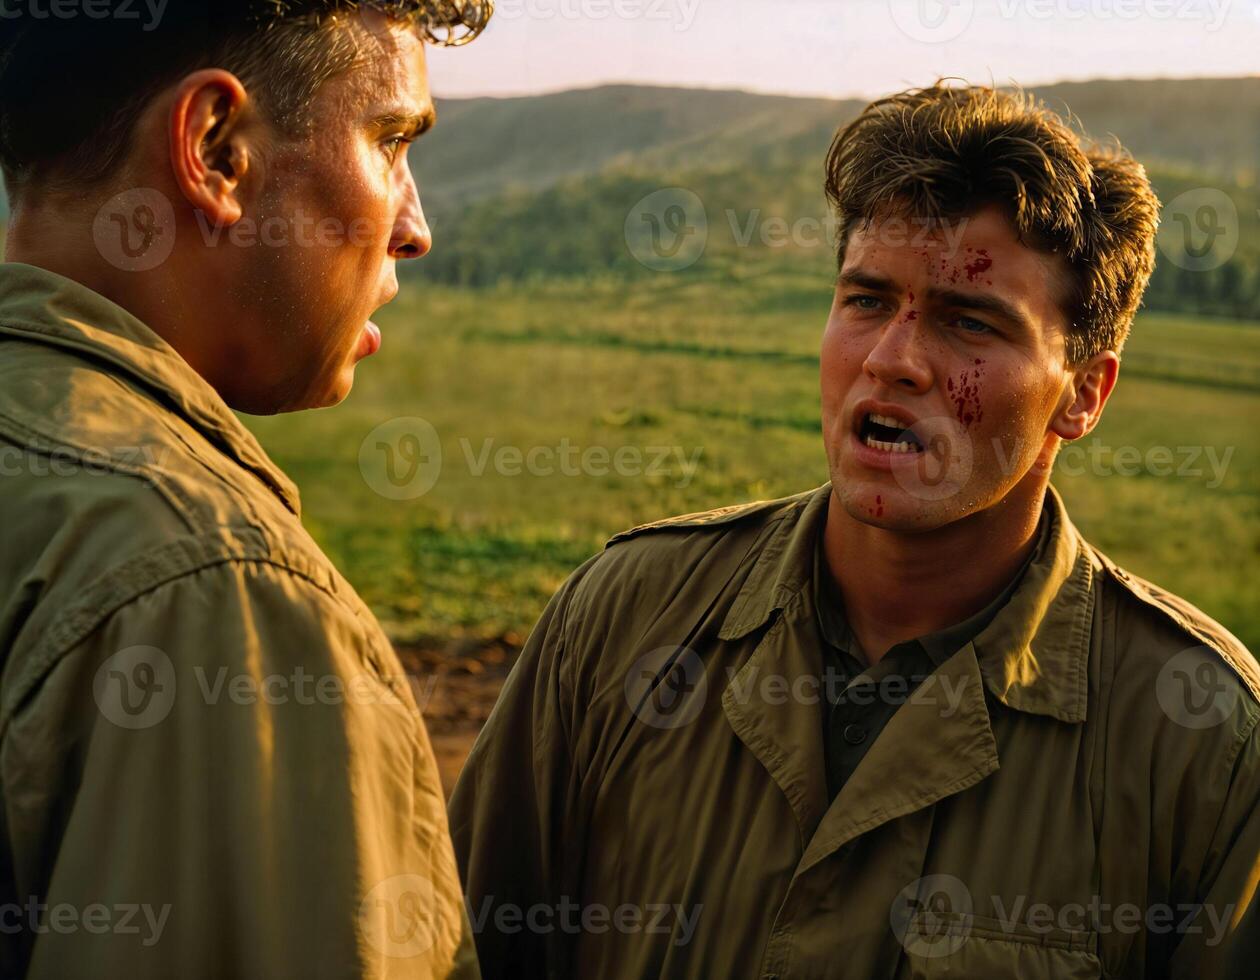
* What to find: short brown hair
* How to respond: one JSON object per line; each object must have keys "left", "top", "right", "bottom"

{"left": 824, "top": 82, "right": 1159, "bottom": 363}
{"left": 0, "top": 1, "right": 492, "bottom": 199}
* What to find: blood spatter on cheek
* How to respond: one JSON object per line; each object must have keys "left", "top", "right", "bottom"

{"left": 947, "top": 359, "right": 986, "bottom": 430}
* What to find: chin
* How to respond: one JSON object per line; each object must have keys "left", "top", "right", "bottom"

{"left": 278, "top": 373, "right": 355, "bottom": 414}
{"left": 313, "top": 375, "right": 355, "bottom": 409}
{"left": 832, "top": 478, "right": 950, "bottom": 533}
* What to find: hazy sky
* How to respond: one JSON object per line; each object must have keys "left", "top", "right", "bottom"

{"left": 427, "top": 0, "right": 1260, "bottom": 99}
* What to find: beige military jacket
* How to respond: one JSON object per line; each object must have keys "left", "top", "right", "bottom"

{"left": 451, "top": 482, "right": 1259, "bottom": 979}
{"left": 0, "top": 263, "right": 476, "bottom": 979}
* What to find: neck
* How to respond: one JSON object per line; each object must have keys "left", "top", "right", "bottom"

{"left": 4, "top": 196, "right": 223, "bottom": 387}
{"left": 823, "top": 477, "right": 1047, "bottom": 665}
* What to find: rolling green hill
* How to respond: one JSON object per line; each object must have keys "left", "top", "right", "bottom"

{"left": 414, "top": 146, "right": 1260, "bottom": 321}
{"left": 408, "top": 78, "right": 1260, "bottom": 321}
{"left": 416, "top": 77, "right": 1260, "bottom": 214}
{"left": 3, "top": 75, "right": 1257, "bottom": 222}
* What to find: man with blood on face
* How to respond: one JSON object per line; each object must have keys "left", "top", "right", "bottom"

{"left": 451, "top": 84, "right": 1260, "bottom": 980}
{"left": 817, "top": 201, "right": 1115, "bottom": 659}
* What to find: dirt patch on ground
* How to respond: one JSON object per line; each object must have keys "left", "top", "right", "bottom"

{"left": 396, "top": 638, "right": 519, "bottom": 797}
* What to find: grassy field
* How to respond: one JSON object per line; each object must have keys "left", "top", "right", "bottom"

{"left": 245, "top": 270, "right": 1260, "bottom": 651}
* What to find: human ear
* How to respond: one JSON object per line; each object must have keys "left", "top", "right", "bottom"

{"left": 1050, "top": 349, "right": 1120, "bottom": 441}
{"left": 167, "top": 69, "right": 253, "bottom": 227}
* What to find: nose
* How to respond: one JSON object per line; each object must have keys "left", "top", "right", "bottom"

{"left": 388, "top": 166, "right": 432, "bottom": 261}
{"left": 863, "top": 311, "right": 933, "bottom": 392}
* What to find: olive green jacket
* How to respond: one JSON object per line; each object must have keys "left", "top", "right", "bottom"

{"left": 0, "top": 264, "right": 476, "bottom": 979}
{"left": 451, "top": 483, "right": 1259, "bottom": 979}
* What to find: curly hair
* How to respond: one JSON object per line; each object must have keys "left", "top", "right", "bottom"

{"left": 825, "top": 82, "right": 1160, "bottom": 362}
{"left": 0, "top": 0, "right": 493, "bottom": 197}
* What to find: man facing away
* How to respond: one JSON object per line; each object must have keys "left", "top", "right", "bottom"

{"left": 451, "top": 85, "right": 1260, "bottom": 979}
{"left": 0, "top": 2, "right": 491, "bottom": 976}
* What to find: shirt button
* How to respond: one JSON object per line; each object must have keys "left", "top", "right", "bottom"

{"left": 842, "top": 723, "right": 868, "bottom": 745}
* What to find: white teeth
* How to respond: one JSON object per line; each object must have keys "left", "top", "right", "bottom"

{"left": 863, "top": 435, "right": 922, "bottom": 453}
{"left": 868, "top": 412, "right": 910, "bottom": 429}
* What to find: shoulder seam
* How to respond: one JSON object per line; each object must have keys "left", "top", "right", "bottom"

{"left": 605, "top": 490, "right": 815, "bottom": 549}
{"left": 0, "top": 532, "right": 355, "bottom": 739}
{"left": 1095, "top": 552, "right": 1259, "bottom": 706}
{"left": 0, "top": 402, "right": 199, "bottom": 532}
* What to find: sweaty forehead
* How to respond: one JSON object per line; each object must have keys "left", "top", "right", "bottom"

{"left": 320, "top": 13, "right": 431, "bottom": 114}
{"left": 842, "top": 207, "right": 1065, "bottom": 290}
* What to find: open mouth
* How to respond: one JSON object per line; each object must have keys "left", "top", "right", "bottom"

{"left": 858, "top": 412, "right": 925, "bottom": 454}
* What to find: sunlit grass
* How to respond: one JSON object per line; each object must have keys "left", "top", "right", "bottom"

{"left": 245, "top": 278, "right": 1260, "bottom": 649}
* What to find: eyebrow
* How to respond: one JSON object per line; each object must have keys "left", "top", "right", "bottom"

{"left": 838, "top": 269, "right": 897, "bottom": 293}
{"left": 838, "top": 269, "right": 1033, "bottom": 334}
{"left": 369, "top": 103, "right": 437, "bottom": 138}
{"left": 928, "top": 287, "right": 1033, "bottom": 334}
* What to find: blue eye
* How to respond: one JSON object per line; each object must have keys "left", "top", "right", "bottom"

{"left": 845, "top": 295, "right": 882, "bottom": 310}
{"left": 956, "top": 316, "right": 992, "bottom": 334}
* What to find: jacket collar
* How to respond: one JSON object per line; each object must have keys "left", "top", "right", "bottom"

{"left": 719, "top": 482, "right": 1095, "bottom": 723}
{"left": 0, "top": 262, "right": 301, "bottom": 515}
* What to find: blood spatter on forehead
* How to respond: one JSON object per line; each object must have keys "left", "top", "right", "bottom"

{"left": 963, "top": 248, "right": 993, "bottom": 283}
{"left": 948, "top": 362, "right": 985, "bottom": 430}
{"left": 911, "top": 245, "right": 995, "bottom": 289}
{"left": 902, "top": 289, "right": 919, "bottom": 321}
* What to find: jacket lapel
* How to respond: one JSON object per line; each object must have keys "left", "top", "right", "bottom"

{"left": 722, "top": 604, "right": 832, "bottom": 843}
{"left": 799, "top": 640, "right": 999, "bottom": 873}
